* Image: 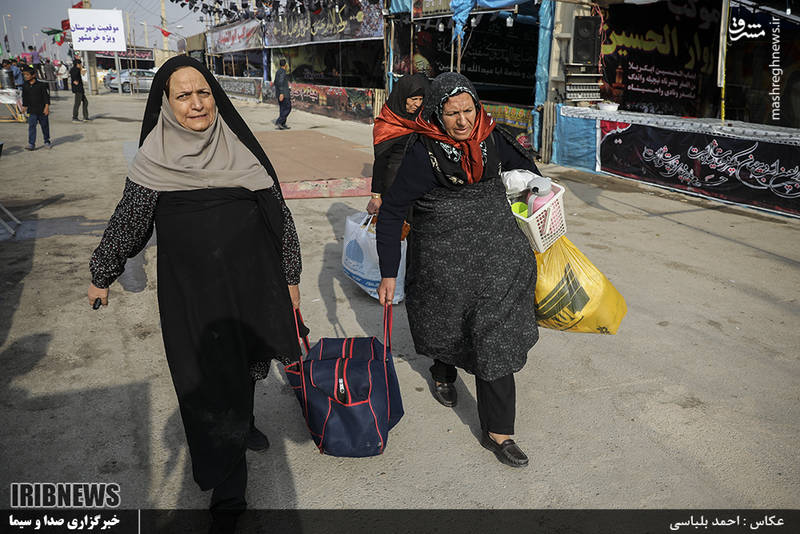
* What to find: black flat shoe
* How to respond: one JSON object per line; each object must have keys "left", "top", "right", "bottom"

{"left": 431, "top": 381, "right": 457, "bottom": 407}
{"left": 246, "top": 424, "right": 270, "bottom": 451}
{"left": 480, "top": 432, "right": 529, "bottom": 468}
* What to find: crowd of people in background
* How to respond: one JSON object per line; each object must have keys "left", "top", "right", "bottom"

{"left": 1, "top": 53, "right": 95, "bottom": 151}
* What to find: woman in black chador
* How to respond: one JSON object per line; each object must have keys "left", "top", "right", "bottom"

{"left": 376, "top": 72, "right": 540, "bottom": 468}
{"left": 87, "top": 56, "right": 304, "bottom": 531}
{"left": 367, "top": 73, "right": 429, "bottom": 214}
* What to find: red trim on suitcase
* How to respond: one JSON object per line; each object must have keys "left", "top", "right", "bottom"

{"left": 318, "top": 398, "right": 332, "bottom": 454}
{"left": 366, "top": 359, "right": 385, "bottom": 454}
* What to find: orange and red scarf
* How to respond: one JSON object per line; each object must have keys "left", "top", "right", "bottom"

{"left": 373, "top": 103, "right": 495, "bottom": 184}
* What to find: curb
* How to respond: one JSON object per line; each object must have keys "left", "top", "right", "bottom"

{"left": 281, "top": 176, "right": 372, "bottom": 199}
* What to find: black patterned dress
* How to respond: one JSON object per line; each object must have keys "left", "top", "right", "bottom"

{"left": 377, "top": 131, "right": 539, "bottom": 382}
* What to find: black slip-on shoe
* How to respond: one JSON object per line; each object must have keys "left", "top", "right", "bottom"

{"left": 246, "top": 424, "right": 270, "bottom": 451}
{"left": 431, "top": 381, "right": 457, "bottom": 407}
{"left": 480, "top": 432, "right": 529, "bottom": 468}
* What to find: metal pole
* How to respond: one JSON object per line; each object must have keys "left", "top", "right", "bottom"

{"left": 2, "top": 16, "right": 8, "bottom": 57}
{"left": 126, "top": 12, "right": 134, "bottom": 93}
{"left": 161, "top": 0, "right": 169, "bottom": 53}
{"left": 718, "top": 0, "right": 731, "bottom": 122}
{"left": 114, "top": 51, "right": 122, "bottom": 94}
{"left": 456, "top": 34, "right": 462, "bottom": 73}
{"left": 450, "top": 27, "right": 454, "bottom": 72}
{"left": 409, "top": 23, "right": 414, "bottom": 74}
{"left": 133, "top": 16, "right": 139, "bottom": 92}
{"left": 84, "top": 0, "right": 98, "bottom": 95}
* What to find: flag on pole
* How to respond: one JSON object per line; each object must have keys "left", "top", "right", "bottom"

{"left": 156, "top": 26, "right": 171, "bottom": 37}
{"left": 72, "top": 1, "right": 84, "bottom": 8}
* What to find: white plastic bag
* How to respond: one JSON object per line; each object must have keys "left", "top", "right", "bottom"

{"left": 342, "top": 212, "right": 406, "bottom": 304}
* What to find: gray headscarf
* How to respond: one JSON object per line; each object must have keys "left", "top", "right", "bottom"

{"left": 420, "top": 71, "right": 481, "bottom": 124}
{"left": 128, "top": 94, "right": 274, "bottom": 192}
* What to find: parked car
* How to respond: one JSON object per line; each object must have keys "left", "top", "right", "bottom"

{"left": 106, "top": 69, "right": 156, "bottom": 93}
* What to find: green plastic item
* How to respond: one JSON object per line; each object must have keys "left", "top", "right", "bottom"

{"left": 511, "top": 201, "right": 528, "bottom": 218}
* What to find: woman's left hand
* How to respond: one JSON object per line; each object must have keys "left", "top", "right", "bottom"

{"left": 288, "top": 284, "right": 301, "bottom": 309}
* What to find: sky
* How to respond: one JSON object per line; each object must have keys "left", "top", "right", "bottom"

{"left": 1, "top": 0, "right": 208, "bottom": 62}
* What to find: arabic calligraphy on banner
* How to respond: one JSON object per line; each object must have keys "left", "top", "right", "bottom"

{"left": 392, "top": 18, "right": 537, "bottom": 88}
{"left": 208, "top": 19, "right": 263, "bottom": 54}
{"left": 96, "top": 47, "right": 154, "bottom": 61}
{"left": 599, "top": 121, "right": 800, "bottom": 216}
{"left": 601, "top": 0, "right": 721, "bottom": 117}
{"left": 67, "top": 8, "right": 127, "bottom": 52}
{"left": 263, "top": 0, "right": 383, "bottom": 48}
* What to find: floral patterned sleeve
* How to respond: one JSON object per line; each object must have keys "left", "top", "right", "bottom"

{"left": 269, "top": 184, "right": 302, "bottom": 285}
{"left": 90, "top": 178, "right": 158, "bottom": 289}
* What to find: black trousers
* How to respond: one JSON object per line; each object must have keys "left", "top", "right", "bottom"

{"left": 276, "top": 97, "right": 291, "bottom": 125}
{"left": 72, "top": 92, "right": 88, "bottom": 120}
{"left": 430, "top": 360, "right": 516, "bottom": 435}
{"left": 209, "top": 379, "right": 256, "bottom": 513}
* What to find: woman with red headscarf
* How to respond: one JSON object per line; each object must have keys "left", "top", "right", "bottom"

{"left": 367, "top": 73, "right": 429, "bottom": 214}
{"left": 376, "top": 72, "right": 540, "bottom": 468}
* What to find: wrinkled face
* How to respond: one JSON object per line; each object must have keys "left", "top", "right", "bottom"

{"left": 167, "top": 67, "right": 216, "bottom": 132}
{"left": 441, "top": 92, "right": 476, "bottom": 141}
{"left": 405, "top": 96, "right": 423, "bottom": 114}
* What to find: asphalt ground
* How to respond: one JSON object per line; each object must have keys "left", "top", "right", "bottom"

{"left": 0, "top": 91, "right": 798, "bottom": 516}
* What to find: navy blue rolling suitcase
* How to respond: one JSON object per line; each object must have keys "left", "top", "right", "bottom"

{"left": 284, "top": 306, "right": 404, "bottom": 457}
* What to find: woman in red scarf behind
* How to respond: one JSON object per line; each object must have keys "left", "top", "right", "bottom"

{"left": 376, "top": 72, "right": 542, "bottom": 468}
{"left": 368, "top": 73, "right": 430, "bottom": 214}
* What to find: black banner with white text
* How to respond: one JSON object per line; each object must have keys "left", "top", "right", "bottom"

{"left": 599, "top": 121, "right": 800, "bottom": 216}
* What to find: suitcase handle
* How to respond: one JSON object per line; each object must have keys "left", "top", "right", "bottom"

{"left": 291, "top": 305, "right": 393, "bottom": 359}
{"left": 383, "top": 304, "right": 392, "bottom": 357}
{"left": 293, "top": 308, "right": 311, "bottom": 356}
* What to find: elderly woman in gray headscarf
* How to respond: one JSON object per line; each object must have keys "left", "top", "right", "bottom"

{"left": 376, "top": 72, "right": 540, "bottom": 468}
{"left": 87, "top": 57, "right": 304, "bottom": 532}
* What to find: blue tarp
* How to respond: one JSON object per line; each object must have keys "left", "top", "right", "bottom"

{"left": 532, "top": 0, "right": 553, "bottom": 152}
{"left": 390, "top": 0, "right": 412, "bottom": 14}
{"left": 451, "top": 0, "right": 525, "bottom": 38}
{"left": 551, "top": 104, "right": 597, "bottom": 172}
{"left": 476, "top": 0, "right": 522, "bottom": 9}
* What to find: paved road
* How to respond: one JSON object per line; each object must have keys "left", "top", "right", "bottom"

{"left": 0, "top": 92, "right": 798, "bottom": 512}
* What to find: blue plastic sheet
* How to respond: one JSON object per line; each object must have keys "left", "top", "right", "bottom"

{"left": 551, "top": 104, "right": 597, "bottom": 172}
{"left": 390, "top": 0, "right": 413, "bottom": 14}
{"left": 475, "top": 0, "right": 521, "bottom": 8}
{"left": 450, "top": 0, "right": 475, "bottom": 40}
{"left": 532, "top": 0, "right": 553, "bottom": 152}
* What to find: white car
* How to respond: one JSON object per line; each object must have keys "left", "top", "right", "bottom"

{"left": 106, "top": 69, "right": 155, "bottom": 92}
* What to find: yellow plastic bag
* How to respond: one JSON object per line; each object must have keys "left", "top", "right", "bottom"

{"left": 534, "top": 236, "right": 627, "bottom": 334}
